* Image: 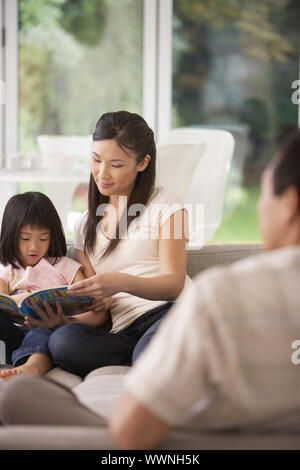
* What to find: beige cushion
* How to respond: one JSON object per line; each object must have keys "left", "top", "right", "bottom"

{"left": 187, "top": 243, "right": 262, "bottom": 278}
{"left": 45, "top": 366, "right": 129, "bottom": 391}
{"left": 84, "top": 366, "right": 130, "bottom": 381}
{"left": 73, "top": 373, "right": 127, "bottom": 420}
{"left": 71, "top": 366, "right": 130, "bottom": 420}
{"left": 45, "top": 367, "right": 82, "bottom": 389}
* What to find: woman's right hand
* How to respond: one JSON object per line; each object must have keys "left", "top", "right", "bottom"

{"left": 89, "top": 295, "right": 113, "bottom": 313}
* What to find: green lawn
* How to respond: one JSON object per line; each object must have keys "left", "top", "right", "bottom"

{"left": 211, "top": 186, "right": 262, "bottom": 244}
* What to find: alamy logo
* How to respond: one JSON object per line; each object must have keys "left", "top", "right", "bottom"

{"left": 291, "top": 340, "right": 300, "bottom": 365}
{"left": 291, "top": 80, "right": 300, "bottom": 105}
{"left": 0, "top": 340, "right": 6, "bottom": 364}
{"left": 96, "top": 199, "right": 204, "bottom": 247}
{"left": 0, "top": 80, "right": 5, "bottom": 104}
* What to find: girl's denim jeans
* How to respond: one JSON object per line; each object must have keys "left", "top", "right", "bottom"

{"left": 0, "top": 313, "right": 52, "bottom": 366}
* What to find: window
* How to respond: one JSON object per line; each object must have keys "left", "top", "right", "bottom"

{"left": 16, "top": 0, "right": 143, "bottom": 231}
{"left": 3, "top": 0, "right": 299, "bottom": 244}
{"left": 18, "top": 0, "right": 143, "bottom": 152}
{"left": 172, "top": 0, "right": 300, "bottom": 243}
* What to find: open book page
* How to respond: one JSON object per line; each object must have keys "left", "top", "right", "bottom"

{"left": 0, "top": 294, "right": 24, "bottom": 323}
{"left": 0, "top": 290, "right": 46, "bottom": 308}
{"left": 10, "top": 291, "right": 34, "bottom": 308}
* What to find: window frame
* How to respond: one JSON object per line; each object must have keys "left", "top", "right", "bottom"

{"left": 2, "top": 0, "right": 18, "bottom": 160}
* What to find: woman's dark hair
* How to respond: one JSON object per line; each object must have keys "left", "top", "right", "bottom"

{"left": 85, "top": 110, "right": 156, "bottom": 260}
{"left": 0, "top": 192, "right": 66, "bottom": 269}
{"left": 272, "top": 127, "right": 300, "bottom": 209}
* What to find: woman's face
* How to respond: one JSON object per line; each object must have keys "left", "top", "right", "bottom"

{"left": 258, "top": 165, "right": 288, "bottom": 250}
{"left": 90, "top": 139, "right": 148, "bottom": 201}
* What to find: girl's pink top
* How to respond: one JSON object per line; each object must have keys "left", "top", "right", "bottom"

{"left": 0, "top": 256, "right": 82, "bottom": 294}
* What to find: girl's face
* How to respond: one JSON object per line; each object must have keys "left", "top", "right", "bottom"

{"left": 18, "top": 225, "right": 51, "bottom": 267}
{"left": 90, "top": 139, "right": 149, "bottom": 202}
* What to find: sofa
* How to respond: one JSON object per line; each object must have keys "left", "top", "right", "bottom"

{"left": 0, "top": 243, "right": 299, "bottom": 450}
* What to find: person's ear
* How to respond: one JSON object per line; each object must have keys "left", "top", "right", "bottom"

{"left": 137, "top": 154, "right": 151, "bottom": 172}
{"left": 283, "top": 186, "right": 300, "bottom": 224}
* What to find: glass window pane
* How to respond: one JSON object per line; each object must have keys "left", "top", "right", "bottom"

{"left": 17, "top": 0, "right": 143, "bottom": 236}
{"left": 172, "top": 0, "right": 299, "bottom": 243}
{"left": 18, "top": 0, "right": 143, "bottom": 152}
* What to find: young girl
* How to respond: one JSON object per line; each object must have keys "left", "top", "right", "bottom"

{"left": 0, "top": 192, "right": 111, "bottom": 380}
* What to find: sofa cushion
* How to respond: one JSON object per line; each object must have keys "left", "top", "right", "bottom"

{"left": 84, "top": 366, "right": 130, "bottom": 381}
{"left": 45, "top": 366, "right": 130, "bottom": 391}
{"left": 73, "top": 373, "right": 127, "bottom": 420}
{"left": 186, "top": 243, "right": 262, "bottom": 278}
{"left": 45, "top": 367, "right": 82, "bottom": 389}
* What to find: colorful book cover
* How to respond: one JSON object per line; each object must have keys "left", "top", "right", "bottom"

{"left": 0, "top": 287, "right": 94, "bottom": 324}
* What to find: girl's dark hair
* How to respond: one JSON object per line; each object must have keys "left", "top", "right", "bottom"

{"left": 0, "top": 192, "right": 66, "bottom": 269}
{"left": 85, "top": 110, "right": 156, "bottom": 260}
{"left": 272, "top": 127, "right": 300, "bottom": 209}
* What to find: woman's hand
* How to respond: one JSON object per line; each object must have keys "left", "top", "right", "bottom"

{"left": 89, "top": 295, "right": 113, "bottom": 313}
{"left": 24, "top": 300, "right": 69, "bottom": 330}
{"left": 67, "top": 272, "right": 128, "bottom": 298}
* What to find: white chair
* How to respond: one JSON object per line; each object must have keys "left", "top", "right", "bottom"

{"left": 156, "top": 128, "right": 235, "bottom": 248}
{"left": 37, "top": 135, "right": 92, "bottom": 173}
{"left": 36, "top": 135, "right": 92, "bottom": 233}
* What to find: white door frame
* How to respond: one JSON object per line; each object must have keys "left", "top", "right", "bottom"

{"left": 0, "top": 0, "right": 5, "bottom": 164}
{"left": 0, "top": 0, "right": 17, "bottom": 217}
{"left": 143, "top": 0, "right": 173, "bottom": 143}
{"left": 3, "top": 0, "right": 18, "bottom": 159}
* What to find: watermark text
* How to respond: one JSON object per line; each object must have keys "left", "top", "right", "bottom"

{"left": 291, "top": 340, "right": 300, "bottom": 365}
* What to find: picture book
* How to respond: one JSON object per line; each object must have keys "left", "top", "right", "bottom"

{"left": 0, "top": 287, "right": 94, "bottom": 325}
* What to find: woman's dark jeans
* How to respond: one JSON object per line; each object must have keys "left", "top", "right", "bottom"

{"left": 48, "top": 302, "right": 174, "bottom": 377}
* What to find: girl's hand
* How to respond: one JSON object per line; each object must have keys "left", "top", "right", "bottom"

{"left": 24, "top": 300, "right": 69, "bottom": 330}
{"left": 67, "top": 272, "right": 128, "bottom": 298}
{"left": 90, "top": 296, "right": 113, "bottom": 313}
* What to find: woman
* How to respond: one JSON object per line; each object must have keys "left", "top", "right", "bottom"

{"left": 44, "top": 110, "right": 190, "bottom": 377}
